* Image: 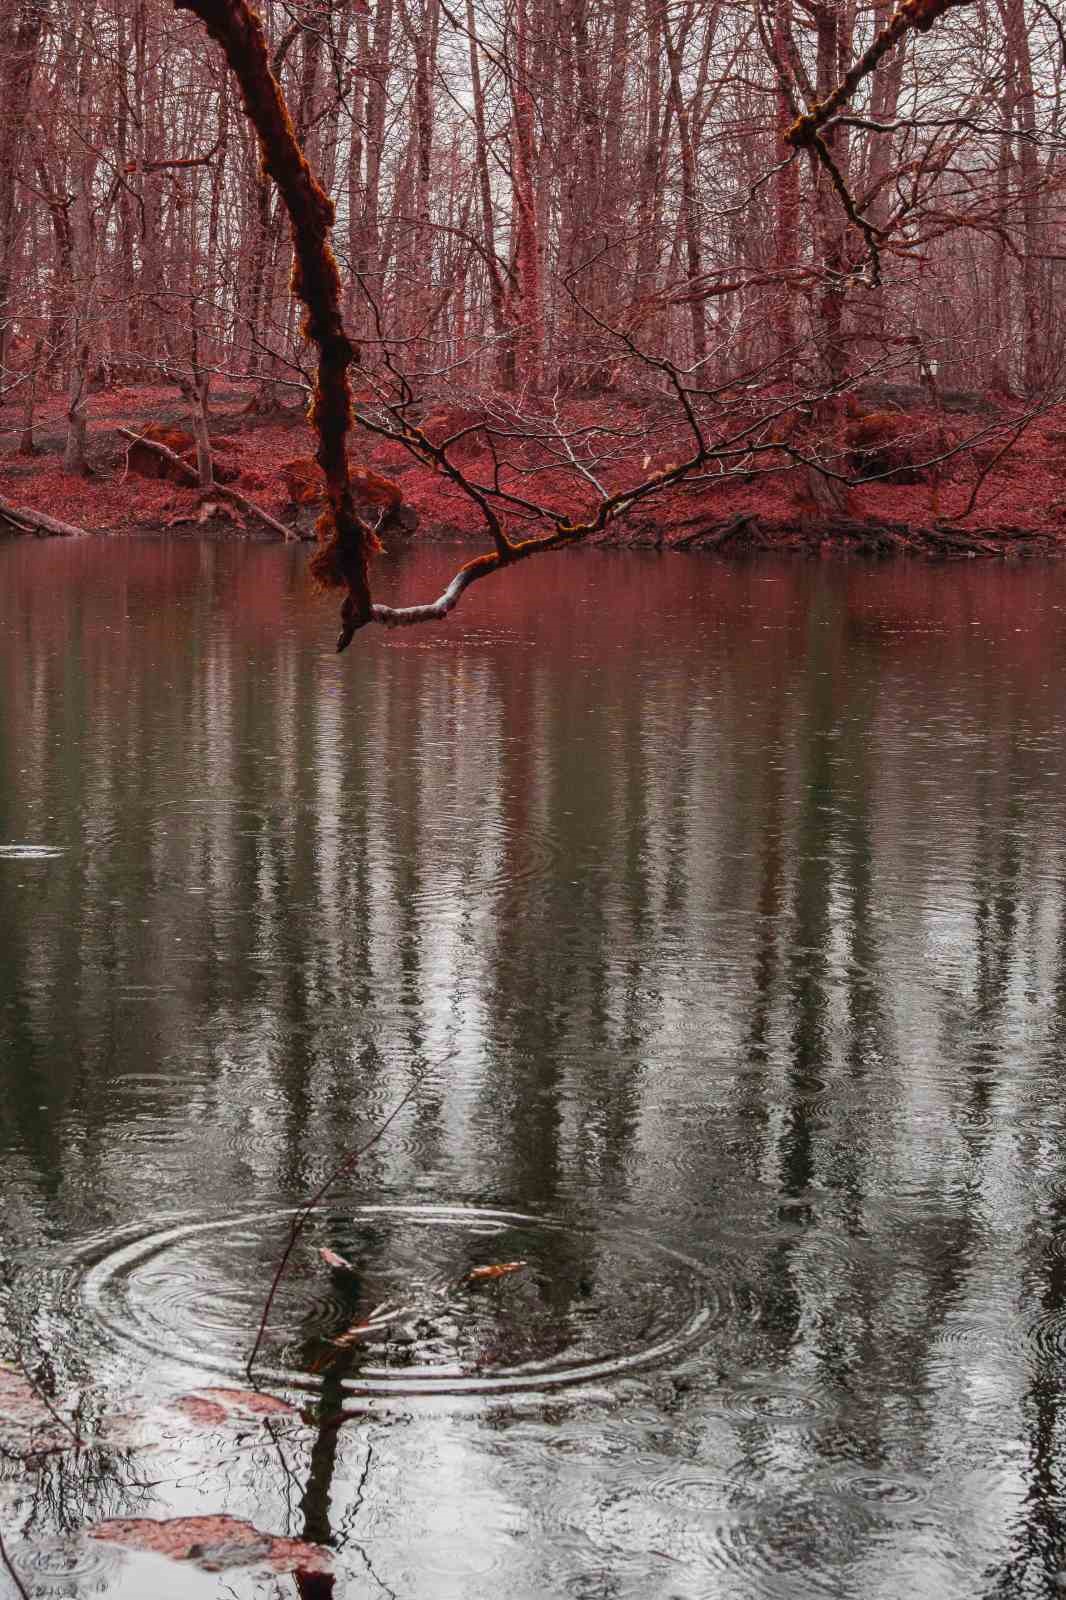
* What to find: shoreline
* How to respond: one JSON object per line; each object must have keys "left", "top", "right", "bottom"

{"left": 3, "top": 382, "right": 1064, "bottom": 563}
{"left": 5, "top": 517, "right": 1060, "bottom": 563}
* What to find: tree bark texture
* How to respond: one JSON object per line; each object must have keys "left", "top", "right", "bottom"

{"left": 174, "top": 0, "right": 378, "bottom": 647}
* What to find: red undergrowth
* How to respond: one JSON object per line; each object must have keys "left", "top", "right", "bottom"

{"left": 2, "top": 383, "right": 1064, "bottom": 552}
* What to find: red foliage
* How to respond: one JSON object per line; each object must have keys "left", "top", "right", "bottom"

{"left": 126, "top": 423, "right": 241, "bottom": 485}
{"left": 420, "top": 405, "right": 493, "bottom": 461}
{"left": 167, "top": 1387, "right": 296, "bottom": 1426}
{"left": 191, "top": 1386, "right": 297, "bottom": 1416}
{"left": 127, "top": 425, "right": 196, "bottom": 481}
{"left": 0, "top": 1364, "right": 65, "bottom": 1443}
{"left": 3, "top": 383, "right": 1066, "bottom": 548}
{"left": 843, "top": 411, "right": 926, "bottom": 480}
{"left": 169, "top": 1394, "right": 229, "bottom": 1426}
{"left": 281, "top": 454, "right": 403, "bottom": 510}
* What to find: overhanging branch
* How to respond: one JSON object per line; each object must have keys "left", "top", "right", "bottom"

{"left": 174, "top": 0, "right": 377, "bottom": 651}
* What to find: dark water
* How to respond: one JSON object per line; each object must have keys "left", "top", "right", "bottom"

{"left": 3, "top": 537, "right": 1066, "bottom": 1598}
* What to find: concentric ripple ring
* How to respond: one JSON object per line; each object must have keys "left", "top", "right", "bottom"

{"left": 80, "top": 1204, "right": 721, "bottom": 1398}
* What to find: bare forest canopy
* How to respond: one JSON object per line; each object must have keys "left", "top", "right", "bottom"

{"left": 0, "top": 0, "right": 1064, "bottom": 639}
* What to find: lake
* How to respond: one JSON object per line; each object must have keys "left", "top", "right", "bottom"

{"left": 2, "top": 536, "right": 1066, "bottom": 1598}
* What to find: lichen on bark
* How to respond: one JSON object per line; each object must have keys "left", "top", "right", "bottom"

{"left": 174, "top": 0, "right": 378, "bottom": 650}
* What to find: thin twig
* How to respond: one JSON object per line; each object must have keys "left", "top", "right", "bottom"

{"left": 0, "top": 1524, "right": 29, "bottom": 1600}
{"left": 945, "top": 403, "right": 1050, "bottom": 521}
{"left": 245, "top": 1057, "right": 453, "bottom": 1378}
{"left": 9, "top": 1349, "right": 85, "bottom": 1453}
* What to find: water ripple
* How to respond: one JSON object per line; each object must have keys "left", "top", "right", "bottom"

{"left": 833, "top": 1467, "right": 930, "bottom": 1510}
{"left": 705, "top": 1374, "right": 834, "bottom": 1426}
{"left": 700, "top": 1490, "right": 882, "bottom": 1596}
{"left": 412, "top": 813, "right": 561, "bottom": 906}
{"left": 8, "top": 1536, "right": 122, "bottom": 1590}
{"left": 79, "top": 1204, "right": 721, "bottom": 1399}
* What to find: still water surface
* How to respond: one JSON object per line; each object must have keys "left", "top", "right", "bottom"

{"left": 2, "top": 538, "right": 1066, "bottom": 1597}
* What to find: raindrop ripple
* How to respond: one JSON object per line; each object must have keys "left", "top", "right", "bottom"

{"left": 80, "top": 1204, "right": 721, "bottom": 1398}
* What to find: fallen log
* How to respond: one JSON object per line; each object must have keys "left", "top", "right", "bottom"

{"left": 117, "top": 427, "right": 295, "bottom": 540}
{"left": 0, "top": 494, "right": 87, "bottom": 538}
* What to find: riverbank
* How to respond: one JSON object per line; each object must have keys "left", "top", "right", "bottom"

{"left": 2, "top": 381, "right": 1063, "bottom": 557}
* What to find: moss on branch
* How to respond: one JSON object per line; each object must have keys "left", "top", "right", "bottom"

{"left": 174, "top": 0, "right": 377, "bottom": 649}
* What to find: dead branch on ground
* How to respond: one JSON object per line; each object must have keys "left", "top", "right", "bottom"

{"left": 0, "top": 495, "right": 87, "bottom": 538}
{"left": 117, "top": 427, "right": 294, "bottom": 539}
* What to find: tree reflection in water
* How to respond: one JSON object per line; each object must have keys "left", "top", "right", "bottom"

{"left": 3, "top": 544, "right": 1066, "bottom": 1594}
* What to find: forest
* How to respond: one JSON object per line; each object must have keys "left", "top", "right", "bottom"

{"left": 6, "top": 3, "right": 1066, "bottom": 1592}
{"left": 0, "top": 0, "right": 1065, "bottom": 631}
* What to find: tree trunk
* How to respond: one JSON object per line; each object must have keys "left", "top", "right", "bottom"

{"left": 191, "top": 367, "right": 214, "bottom": 490}
{"left": 663, "top": 8, "right": 706, "bottom": 364}
{"left": 631, "top": 0, "right": 667, "bottom": 335}
{"left": 772, "top": 0, "right": 800, "bottom": 365}
{"left": 809, "top": 0, "right": 850, "bottom": 391}
{"left": 18, "top": 339, "right": 43, "bottom": 454}
{"left": 0, "top": 4, "right": 43, "bottom": 383}
{"left": 64, "top": 340, "right": 90, "bottom": 474}
{"left": 464, "top": 0, "right": 508, "bottom": 380}
{"left": 64, "top": 149, "right": 97, "bottom": 476}
{"left": 509, "top": 0, "right": 543, "bottom": 390}
{"left": 406, "top": 0, "right": 441, "bottom": 344}
{"left": 357, "top": 0, "right": 394, "bottom": 333}
{"left": 999, "top": 0, "right": 1043, "bottom": 395}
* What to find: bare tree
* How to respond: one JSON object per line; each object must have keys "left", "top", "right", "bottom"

{"left": 2, "top": 0, "right": 1062, "bottom": 596}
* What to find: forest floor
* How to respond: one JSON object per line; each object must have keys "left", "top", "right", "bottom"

{"left": 2, "top": 381, "right": 1065, "bottom": 559}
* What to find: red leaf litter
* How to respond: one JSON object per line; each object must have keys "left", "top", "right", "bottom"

{"left": 0, "top": 1364, "right": 51, "bottom": 1425}
{"left": 88, "top": 1514, "right": 332, "bottom": 1577}
{"left": 167, "top": 1394, "right": 230, "bottom": 1426}
{"left": 3, "top": 381, "right": 1065, "bottom": 552}
{"left": 0, "top": 1363, "right": 73, "bottom": 1450}
{"left": 186, "top": 1385, "right": 297, "bottom": 1416}
{"left": 166, "top": 1385, "right": 298, "bottom": 1427}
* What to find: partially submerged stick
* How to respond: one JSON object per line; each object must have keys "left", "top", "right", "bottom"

{"left": 245, "top": 1058, "right": 454, "bottom": 1379}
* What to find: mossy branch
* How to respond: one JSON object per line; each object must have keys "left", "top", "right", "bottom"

{"left": 784, "top": 0, "right": 975, "bottom": 283}
{"left": 174, "top": 0, "right": 377, "bottom": 650}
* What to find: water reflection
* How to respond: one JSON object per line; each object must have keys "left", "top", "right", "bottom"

{"left": 3, "top": 541, "right": 1066, "bottom": 1595}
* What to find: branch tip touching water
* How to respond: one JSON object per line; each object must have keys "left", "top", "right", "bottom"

{"left": 245, "top": 1051, "right": 457, "bottom": 1380}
